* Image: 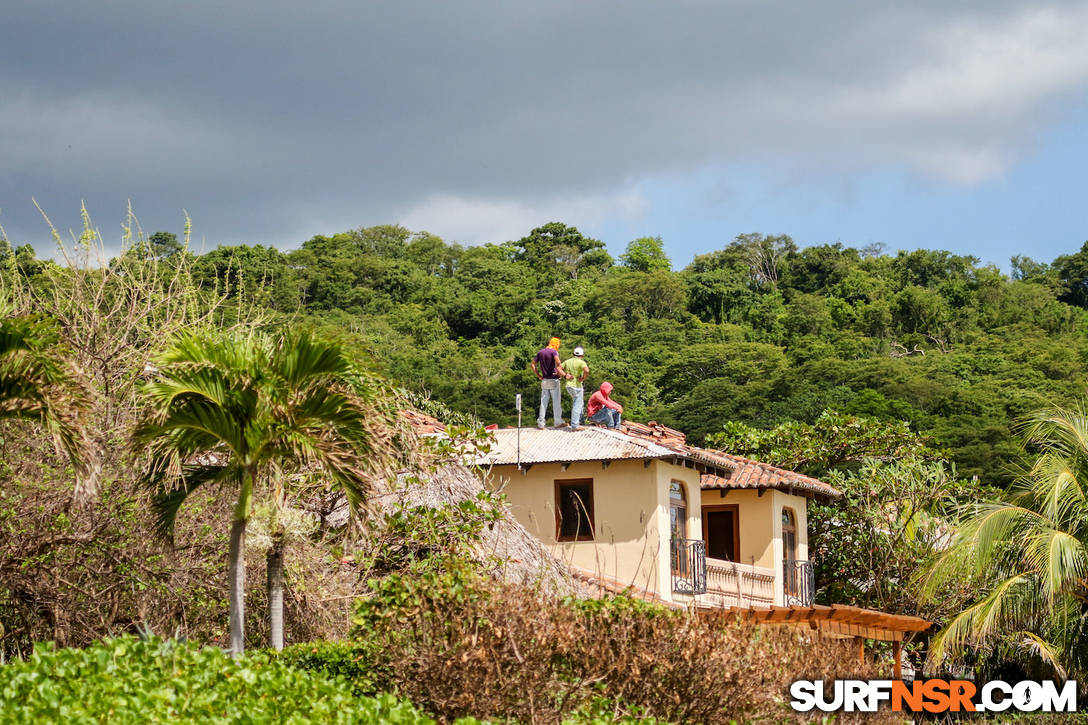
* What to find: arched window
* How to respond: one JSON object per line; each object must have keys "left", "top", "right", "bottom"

{"left": 669, "top": 481, "right": 687, "bottom": 542}
{"left": 782, "top": 507, "right": 797, "bottom": 563}
{"left": 669, "top": 481, "right": 690, "bottom": 579}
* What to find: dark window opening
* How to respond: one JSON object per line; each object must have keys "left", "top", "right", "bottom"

{"left": 782, "top": 507, "right": 797, "bottom": 562}
{"left": 702, "top": 506, "right": 739, "bottom": 562}
{"left": 555, "top": 479, "right": 595, "bottom": 542}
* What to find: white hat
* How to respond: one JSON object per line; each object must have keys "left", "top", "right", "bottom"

{"left": 573, "top": 346, "right": 585, "bottom": 356}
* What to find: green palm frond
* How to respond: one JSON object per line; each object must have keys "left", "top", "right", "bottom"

{"left": 1018, "top": 405, "right": 1088, "bottom": 460}
{"left": 150, "top": 463, "right": 237, "bottom": 540}
{"left": 956, "top": 502, "right": 1045, "bottom": 566}
{"left": 1020, "top": 527, "right": 1088, "bottom": 601}
{"left": 137, "top": 398, "right": 250, "bottom": 456}
{"left": 925, "top": 401, "right": 1088, "bottom": 680}
{"left": 133, "top": 327, "right": 395, "bottom": 536}
{"left": 272, "top": 331, "right": 352, "bottom": 385}
{"left": 1021, "top": 453, "right": 1085, "bottom": 521}
{"left": 929, "top": 574, "right": 1039, "bottom": 664}
{"left": 0, "top": 312, "right": 97, "bottom": 499}
{"left": 1014, "top": 630, "right": 1068, "bottom": 681}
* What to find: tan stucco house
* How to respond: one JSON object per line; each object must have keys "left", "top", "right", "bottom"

{"left": 402, "top": 410, "right": 932, "bottom": 675}
{"left": 474, "top": 420, "right": 841, "bottom": 609}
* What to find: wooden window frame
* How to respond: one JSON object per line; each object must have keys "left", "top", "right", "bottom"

{"left": 669, "top": 480, "right": 688, "bottom": 541}
{"left": 701, "top": 504, "right": 740, "bottom": 563}
{"left": 782, "top": 506, "right": 798, "bottom": 561}
{"left": 555, "top": 478, "right": 595, "bottom": 542}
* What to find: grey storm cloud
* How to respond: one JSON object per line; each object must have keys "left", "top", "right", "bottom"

{"left": 3, "top": 0, "right": 1088, "bottom": 250}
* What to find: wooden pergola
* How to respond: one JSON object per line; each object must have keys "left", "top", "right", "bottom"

{"left": 712, "top": 604, "right": 932, "bottom": 679}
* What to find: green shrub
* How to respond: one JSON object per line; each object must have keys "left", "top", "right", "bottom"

{"left": 560, "top": 593, "right": 674, "bottom": 620}
{"left": 0, "top": 636, "right": 438, "bottom": 724}
{"left": 278, "top": 640, "right": 380, "bottom": 695}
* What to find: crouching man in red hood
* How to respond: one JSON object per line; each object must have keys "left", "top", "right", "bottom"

{"left": 586, "top": 381, "right": 623, "bottom": 428}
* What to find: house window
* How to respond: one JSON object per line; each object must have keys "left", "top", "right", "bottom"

{"left": 669, "top": 482, "right": 687, "bottom": 541}
{"left": 555, "top": 479, "right": 595, "bottom": 542}
{"left": 782, "top": 507, "right": 797, "bottom": 562}
{"left": 669, "top": 481, "right": 690, "bottom": 579}
{"left": 702, "top": 505, "right": 739, "bottom": 562}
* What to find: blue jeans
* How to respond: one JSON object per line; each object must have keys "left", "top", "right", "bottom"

{"left": 538, "top": 378, "right": 562, "bottom": 426}
{"left": 567, "top": 386, "right": 584, "bottom": 426}
{"left": 589, "top": 407, "right": 621, "bottom": 428}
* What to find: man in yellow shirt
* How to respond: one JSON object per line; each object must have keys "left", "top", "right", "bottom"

{"left": 560, "top": 346, "right": 589, "bottom": 429}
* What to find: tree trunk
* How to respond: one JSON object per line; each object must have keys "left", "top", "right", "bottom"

{"left": 267, "top": 534, "right": 285, "bottom": 651}
{"left": 228, "top": 517, "right": 247, "bottom": 656}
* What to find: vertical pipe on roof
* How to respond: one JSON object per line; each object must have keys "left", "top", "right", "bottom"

{"left": 515, "top": 394, "right": 522, "bottom": 470}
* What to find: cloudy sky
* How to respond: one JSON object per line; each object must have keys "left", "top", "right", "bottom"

{"left": 3, "top": 1, "right": 1088, "bottom": 266}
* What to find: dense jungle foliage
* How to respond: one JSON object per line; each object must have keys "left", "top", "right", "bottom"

{"left": 7, "top": 217, "right": 1088, "bottom": 716}
{"left": 11, "top": 222, "right": 1082, "bottom": 488}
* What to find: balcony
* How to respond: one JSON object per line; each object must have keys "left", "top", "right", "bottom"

{"left": 702, "top": 559, "right": 775, "bottom": 607}
{"left": 783, "top": 559, "right": 815, "bottom": 606}
{"left": 670, "top": 538, "right": 707, "bottom": 595}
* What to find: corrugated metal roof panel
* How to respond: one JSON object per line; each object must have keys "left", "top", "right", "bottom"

{"left": 479, "top": 426, "right": 678, "bottom": 465}
{"left": 400, "top": 411, "right": 842, "bottom": 499}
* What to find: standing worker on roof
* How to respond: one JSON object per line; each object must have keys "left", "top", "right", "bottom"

{"left": 561, "top": 346, "right": 589, "bottom": 430}
{"left": 531, "top": 337, "right": 565, "bottom": 429}
{"left": 587, "top": 381, "right": 623, "bottom": 428}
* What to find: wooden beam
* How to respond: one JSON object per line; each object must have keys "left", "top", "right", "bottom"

{"left": 766, "top": 609, "right": 794, "bottom": 622}
{"left": 893, "top": 640, "right": 902, "bottom": 680}
{"left": 856, "top": 637, "right": 865, "bottom": 664}
{"left": 820, "top": 620, "right": 904, "bottom": 642}
{"left": 855, "top": 611, "right": 886, "bottom": 626}
{"left": 749, "top": 607, "right": 774, "bottom": 622}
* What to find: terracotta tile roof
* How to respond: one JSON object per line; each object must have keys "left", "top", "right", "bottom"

{"left": 398, "top": 409, "right": 447, "bottom": 434}
{"left": 567, "top": 567, "right": 673, "bottom": 605}
{"left": 620, "top": 420, "right": 687, "bottom": 446}
{"left": 699, "top": 453, "right": 841, "bottom": 499}
{"left": 619, "top": 422, "right": 841, "bottom": 500}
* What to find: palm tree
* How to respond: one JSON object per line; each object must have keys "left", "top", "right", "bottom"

{"left": 134, "top": 329, "right": 394, "bottom": 654}
{"left": 0, "top": 310, "right": 97, "bottom": 499}
{"left": 921, "top": 402, "right": 1088, "bottom": 680}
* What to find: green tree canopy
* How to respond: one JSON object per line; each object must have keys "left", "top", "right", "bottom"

{"left": 619, "top": 236, "right": 671, "bottom": 273}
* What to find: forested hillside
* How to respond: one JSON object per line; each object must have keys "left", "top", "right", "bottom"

{"left": 9, "top": 223, "right": 1088, "bottom": 487}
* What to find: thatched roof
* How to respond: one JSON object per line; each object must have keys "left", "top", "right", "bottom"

{"left": 370, "top": 462, "right": 579, "bottom": 597}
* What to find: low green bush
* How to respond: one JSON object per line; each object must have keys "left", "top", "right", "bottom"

{"left": 0, "top": 636, "right": 440, "bottom": 724}
{"left": 279, "top": 640, "right": 381, "bottom": 696}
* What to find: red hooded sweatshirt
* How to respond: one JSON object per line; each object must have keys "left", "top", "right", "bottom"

{"left": 587, "top": 381, "right": 623, "bottom": 417}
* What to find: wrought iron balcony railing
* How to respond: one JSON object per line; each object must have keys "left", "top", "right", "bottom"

{"left": 670, "top": 538, "right": 707, "bottom": 595}
{"left": 783, "top": 559, "right": 815, "bottom": 606}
